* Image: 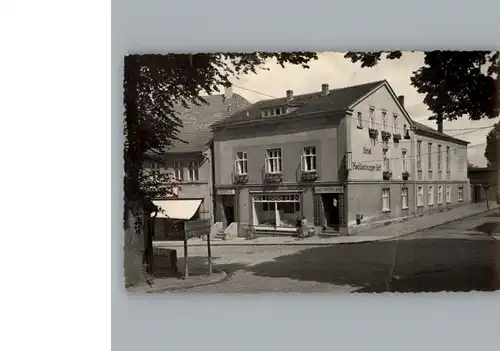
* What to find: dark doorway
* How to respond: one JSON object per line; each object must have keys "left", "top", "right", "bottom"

{"left": 322, "top": 194, "right": 340, "bottom": 230}
{"left": 223, "top": 204, "right": 235, "bottom": 226}
{"left": 472, "top": 185, "right": 482, "bottom": 203}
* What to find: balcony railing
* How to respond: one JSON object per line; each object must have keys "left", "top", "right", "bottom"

{"left": 263, "top": 172, "right": 283, "bottom": 183}
{"left": 301, "top": 170, "right": 318, "bottom": 181}
{"left": 233, "top": 172, "right": 249, "bottom": 185}
{"left": 383, "top": 171, "right": 392, "bottom": 180}
{"left": 402, "top": 171, "right": 410, "bottom": 181}
{"left": 368, "top": 128, "right": 379, "bottom": 140}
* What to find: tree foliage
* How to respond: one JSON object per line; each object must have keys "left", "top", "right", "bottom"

{"left": 484, "top": 122, "right": 500, "bottom": 167}
{"left": 344, "top": 51, "right": 499, "bottom": 121}
{"left": 123, "top": 52, "right": 318, "bottom": 286}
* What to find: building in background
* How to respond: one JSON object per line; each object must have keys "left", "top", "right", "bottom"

{"left": 210, "top": 80, "right": 471, "bottom": 237}
{"left": 146, "top": 87, "right": 250, "bottom": 239}
{"left": 468, "top": 166, "right": 497, "bottom": 203}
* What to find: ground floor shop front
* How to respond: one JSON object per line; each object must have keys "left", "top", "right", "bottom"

{"left": 215, "top": 180, "right": 471, "bottom": 236}
{"left": 215, "top": 184, "right": 348, "bottom": 236}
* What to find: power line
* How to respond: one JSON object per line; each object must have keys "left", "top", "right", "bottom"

{"left": 232, "top": 84, "right": 497, "bottom": 134}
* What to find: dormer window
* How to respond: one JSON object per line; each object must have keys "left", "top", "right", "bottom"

{"left": 261, "top": 107, "right": 288, "bottom": 118}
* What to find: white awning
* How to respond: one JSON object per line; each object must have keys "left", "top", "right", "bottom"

{"left": 152, "top": 199, "right": 202, "bottom": 220}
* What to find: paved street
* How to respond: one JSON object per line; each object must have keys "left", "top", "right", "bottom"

{"left": 162, "top": 210, "right": 500, "bottom": 293}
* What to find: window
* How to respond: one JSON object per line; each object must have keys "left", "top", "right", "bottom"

{"left": 188, "top": 161, "right": 199, "bottom": 182}
{"left": 402, "top": 150, "right": 407, "bottom": 172}
{"left": 437, "top": 145, "right": 442, "bottom": 172}
{"left": 173, "top": 161, "right": 184, "bottom": 181}
{"left": 438, "top": 186, "right": 443, "bottom": 204}
{"left": 428, "top": 186, "right": 434, "bottom": 205}
{"left": 357, "top": 112, "right": 363, "bottom": 127}
{"left": 393, "top": 114, "right": 398, "bottom": 133}
{"left": 151, "top": 162, "right": 161, "bottom": 175}
{"left": 382, "top": 149, "right": 390, "bottom": 171}
{"left": 381, "top": 111, "right": 387, "bottom": 131}
{"left": 428, "top": 143, "right": 433, "bottom": 171}
{"left": 458, "top": 187, "right": 464, "bottom": 201}
{"left": 417, "top": 186, "right": 424, "bottom": 207}
{"left": 262, "top": 107, "right": 288, "bottom": 117}
{"left": 252, "top": 194, "right": 301, "bottom": 229}
{"left": 403, "top": 124, "right": 408, "bottom": 136}
{"left": 369, "top": 107, "right": 375, "bottom": 128}
{"left": 382, "top": 188, "right": 390, "bottom": 212}
{"left": 401, "top": 188, "right": 408, "bottom": 209}
{"left": 446, "top": 146, "right": 450, "bottom": 173}
{"left": 265, "top": 149, "right": 282, "bottom": 174}
{"left": 446, "top": 185, "right": 451, "bottom": 203}
{"left": 301, "top": 147, "right": 317, "bottom": 172}
{"left": 235, "top": 152, "right": 248, "bottom": 175}
{"left": 417, "top": 141, "right": 422, "bottom": 170}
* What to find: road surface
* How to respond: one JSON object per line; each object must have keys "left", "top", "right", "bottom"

{"left": 161, "top": 211, "right": 500, "bottom": 293}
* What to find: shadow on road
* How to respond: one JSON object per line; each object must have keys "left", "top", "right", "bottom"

{"left": 178, "top": 238, "right": 500, "bottom": 293}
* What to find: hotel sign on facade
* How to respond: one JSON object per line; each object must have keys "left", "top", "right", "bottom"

{"left": 351, "top": 162, "right": 382, "bottom": 172}
{"left": 217, "top": 189, "right": 236, "bottom": 195}
{"left": 314, "top": 186, "right": 344, "bottom": 194}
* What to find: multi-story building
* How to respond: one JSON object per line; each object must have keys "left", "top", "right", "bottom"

{"left": 210, "top": 80, "right": 470, "bottom": 237}
{"left": 410, "top": 120, "right": 470, "bottom": 217}
{"left": 146, "top": 88, "right": 250, "bottom": 239}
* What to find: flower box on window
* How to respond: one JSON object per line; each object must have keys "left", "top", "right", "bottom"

{"left": 381, "top": 130, "right": 391, "bottom": 141}
{"left": 301, "top": 170, "right": 318, "bottom": 181}
{"left": 233, "top": 173, "right": 249, "bottom": 184}
{"left": 402, "top": 171, "right": 410, "bottom": 181}
{"left": 368, "top": 128, "right": 379, "bottom": 139}
{"left": 264, "top": 172, "right": 283, "bottom": 183}
{"left": 393, "top": 133, "right": 402, "bottom": 143}
{"left": 383, "top": 171, "right": 392, "bottom": 180}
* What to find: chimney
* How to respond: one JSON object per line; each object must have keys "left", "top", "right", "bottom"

{"left": 398, "top": 95, "right": 405, "bottom": 107}
{"left": 436, "top": 114, "right": 444, "bottom": 133}
{"left": 286, "top": 89, "right": 294, "bottom": 101}
{"left": 321, "top": 84, "right": 329, "bottom": 96}
{"left": 224, "top": 85, "right": 233, "bottom": 100}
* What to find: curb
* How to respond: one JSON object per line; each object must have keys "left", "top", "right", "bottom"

{"left": 376, "top": 207, "right": 500, "bottom": 243}
{"left": 154, "top": 206, "right": 499, "bottom": 248}
{"left": 146, "top": 269, "right": 230, "bottom": 293}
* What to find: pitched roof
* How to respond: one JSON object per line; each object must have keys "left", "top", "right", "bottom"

{"left": 167, "top": 93, "right": 251, "bottom": 153}
{"left": 413, "top": 121, "right": 469, "bottom": 145}
{"left": 211, "top": 80, "right": 386, "bottom": 128}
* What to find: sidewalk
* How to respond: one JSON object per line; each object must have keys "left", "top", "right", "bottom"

{"left": 154, "top": 202, "right": 499, "bottom": 248}
{"left": 127, "top": 270, "right": 228, "bottom": 294}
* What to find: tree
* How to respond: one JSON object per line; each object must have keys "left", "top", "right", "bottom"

{"left": 344, "top": 51, "right": 499, "bottom": 121}
{"left": 123, "top": 53, "right": 318, "bottom": 287}
{"left": 485, "top": 122, "right": 500, "bottom": 168}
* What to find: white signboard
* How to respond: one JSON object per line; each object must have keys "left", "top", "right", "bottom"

{"left": 314, "top": 186, "right": 344, "bottom": 194}
{"left": 217, "top": 189, "right": 235, "bottom": 195}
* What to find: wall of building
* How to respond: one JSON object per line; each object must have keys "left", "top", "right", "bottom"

{"left": 159, "top": 152, "right": 214, "bottom": 224}
{"left": 412, "top": 134, "right": 468, "bottom": 182}
{"left": 213, "top": 114, "right": 344, "bottom": 186}
{"left": 346, "top": 182, "right": 414, "bottom": 227}
{"left": 348, "top": 84, "right": 414, "bottom": 182}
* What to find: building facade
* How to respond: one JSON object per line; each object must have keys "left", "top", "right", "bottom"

{"left": 468, "top": 167, "right": 498, "bottom": 203}
{"left": 211, "top": 80, "right": 471, "bottom": 237}
{"left": 145, "top": 89, "right": 251, "bottom": 239}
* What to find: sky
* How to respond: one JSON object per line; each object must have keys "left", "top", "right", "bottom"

{"left": 226, "top": 52, "right": 499, "bottom": 167}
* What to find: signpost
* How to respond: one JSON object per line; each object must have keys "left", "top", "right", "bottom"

{"left": 183, "top": 219, "right": 212, "bottom": 279}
